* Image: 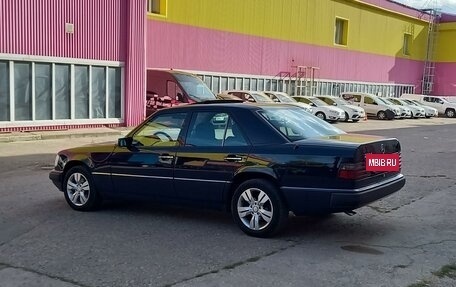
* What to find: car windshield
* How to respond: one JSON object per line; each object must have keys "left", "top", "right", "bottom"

{"left": 252, "top": 93, "right": 274, "bottom": 103}
{"left": 388, "top": 98, "right": 402, "bottom": 105}
{"left": 258, "top": 106, "right": 345, "bottom": 141}
{"left": 403, "top": 99, "right": 417, "bottom": 106}
{"left": 377, "top": 98, "right": 392, "bottom": 105}
{"left": 174, "top": 74, "right": 215, "bottom": 102}
{"left": 309, "top": 97, "right": 329, "bottom": 106}
{"left": 331, "top": 97, "right": 349, "bottom": 105}
{"left": 275, "top": 93, "right": 296, "bottom": 103}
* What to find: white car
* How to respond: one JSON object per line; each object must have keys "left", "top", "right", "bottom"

{"left": 220, "top": 90, "right": 274, "bottom": 103}
{"left": 293, "top": 96, "right": 345, "bottom": 122}
{"left": 387, "top": 98, "right": 426, "bottom": 118}
{"left": 380, "top": 98, "right": 412, "bottom": 118}
{"left": 340, "top": 92, "right": 400, "bottom": 120}
{"left": 402, "top": 99, "right": 438, "bottom": 118}
{"left": 316, "top": 95, "right": 365, "bottom": 122}
{"left": 264, "top": 91, "right": 313, "bottom": 113}
{"left": 402, "top": 94, "right": 456, "bottom": 118}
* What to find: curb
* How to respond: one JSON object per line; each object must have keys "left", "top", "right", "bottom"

{"left": 0, "top": 130, "right": 127, "bottom": 143}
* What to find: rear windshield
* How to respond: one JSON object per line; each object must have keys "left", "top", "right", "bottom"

{"left": 258, "top": 106, "right": 345, "bottom": 141}
{"left": 174, "top": 74, "right": 215, "bottom": 102}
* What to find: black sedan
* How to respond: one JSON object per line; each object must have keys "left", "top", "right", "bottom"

{"left": 49, "top": 102, "right": 405, "bottom": 237}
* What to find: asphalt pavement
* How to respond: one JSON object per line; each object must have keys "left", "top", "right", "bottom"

{"left": 0, "top": 120, "right": 455, "bottom": 287}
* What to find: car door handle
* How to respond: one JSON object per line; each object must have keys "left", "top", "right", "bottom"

{"left": 224, "top": 155, "right": 244, "bottom": 162}
{"left": 159, "top": 154, "right": 174, "bottom": 161}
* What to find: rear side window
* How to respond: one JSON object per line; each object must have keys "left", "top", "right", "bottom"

{"left": 185, "top": 112, "right": 249, "bottom": 147}
{"left": 364, "top": 96, "right": 375, "bottom": 104}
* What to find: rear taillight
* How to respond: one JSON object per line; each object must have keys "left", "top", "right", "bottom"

{"left": 338, "top": 162, "right": 369, "bottom": 180}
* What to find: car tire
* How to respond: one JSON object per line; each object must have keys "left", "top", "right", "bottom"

{"left": 410, "top": 112, "right": 414, "bottom": 118}
{"left": 344, "top": 112, "right": 349, "bottom": 122}
{"left": 315, "top": 112, "right": 326, "bottom": 121}
{"left": 231, "top": 179, "right": 288, "bottom": 238}
{"left": 377, "top": 111, "right": 387, "bottom": 120}
{"left": 63, "top": 166, "right": 102, "bottom": 211}
{"left": 445, "top": 108, "right": 455, "bottom": 118}
{"left": 352, "top": 119, "right": 360, "bottom": 122}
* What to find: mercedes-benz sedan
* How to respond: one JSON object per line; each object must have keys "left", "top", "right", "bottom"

{"left": 50, "top": 102, "right": 405, "bottom": 237}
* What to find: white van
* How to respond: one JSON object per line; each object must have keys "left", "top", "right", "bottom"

{"left": 340, "top": 92, "right": 400, "bottom": 120}
{"left": 401, "top": 94, "right": 456, "bottom": 118}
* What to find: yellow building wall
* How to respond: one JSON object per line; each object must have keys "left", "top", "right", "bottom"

{"left": 149, "top": 0, "right": 429, "bottom": 60}
{"left": 436, "top": 22, "right": 456, "bottom": 62}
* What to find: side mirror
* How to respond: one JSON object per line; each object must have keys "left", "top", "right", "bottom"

{"left": 273, "top": 98, "right": 280, "bottom": 103}
{"left": 247, "top": 98, "right": 255, "bottom": 103}
{"left": 332, "top": 102, "right": 337, "bottom": 106}
{"left": 176, "top": 93, "right": 184, "bottom": 102}
{"left": 118, "top": 137, "right": 133, "bottom": 148}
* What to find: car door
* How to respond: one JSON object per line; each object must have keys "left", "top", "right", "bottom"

{"left": 362, "top": 95, "right": 379, "bottom": 116}
{"left": 109, "top": 112, "right": 189, "bottom": 200}
{"left": 173, "top": 110, "right": 251, "bottom": 207}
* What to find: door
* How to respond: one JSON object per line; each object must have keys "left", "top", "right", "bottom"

{"left": 109, "top": 112, "right": 189, "bottom": 200}
{"left": 173, "top": 111, "right": 251, "bottom": 207}
{"left": 363, "top": 95, "right": 379, "bottom": 116}
{"left": 424, "top": 96, "right": 445, "bottom": 113}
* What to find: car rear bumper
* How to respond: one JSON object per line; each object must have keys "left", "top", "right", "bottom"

{"left": 281, "top": 174, "right": 405, "bottom": 215}
{"left": 49, "top": 170, "right": 63, "bottom": 191}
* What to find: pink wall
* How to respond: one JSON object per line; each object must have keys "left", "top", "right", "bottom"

{"left": 0, "top": 0, "right": 127, "bottom": 61}
{"left": 434, "top": 63, "right": 456, "bottom": 96}
{"left": 146, "top": 21, "right": 423, "bottom": 86}
{"left": 124, "top": 0, "right": 146, "bottom": 126}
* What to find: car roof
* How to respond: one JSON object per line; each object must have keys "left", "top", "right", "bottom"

{"left": 156, "top": 101, "right": 297, "bottom": 113}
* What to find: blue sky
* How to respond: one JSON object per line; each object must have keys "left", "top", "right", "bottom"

{"left": 394, "top": 0, "right": 456, "bottom": 14}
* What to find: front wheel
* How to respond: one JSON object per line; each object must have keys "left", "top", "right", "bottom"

{"left": 63, "top": 166, "right": 102, "bottom": 211}
{"left": 315, "top": 112, "right": 326, "bottom": 121}
{"left": 231, "top": 179, "right": 288, "bottom": 237}
{"left": 445, "top": 109, "right": 455, "bottom": 118}
{"left": 344, "top": 112, "right": 349, "bottom": 122}
{"left": 377, "top": 110, "right": 387, "bottom": 120}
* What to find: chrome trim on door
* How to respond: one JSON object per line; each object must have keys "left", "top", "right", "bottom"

{"left": 111, "top": 173, "right": 173, "bottom": 180}
{"left": 174, "top": 177, "right": 230, "bottom": 184}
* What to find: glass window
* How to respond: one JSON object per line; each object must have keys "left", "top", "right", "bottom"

{"left": 220, "top": 77, "right": 228, "bottom": 91}
{"left": 108, "top": 67, "right": 122, "bottom": 118}
{"left": 55, "top": 64, "right": 71, "bottom": 119}
{"left": 224, "top": 117, "right": 248, "bottom": 146}
{"left": 0, "top": 61, "right": 10, "bottom": 121}
{"left": 174, "top": 73, "right": 215, "bottom": 101}
{"left": 258, "top": 79, "right": 264, "bottom": 91}
{"left": 251, "top": 78, "right": 258, "bottom": 91}
{"left": 14, "top": 62, "right": 32, "bottom": 121}
{"left": 147, "top": 0, "right": 166, "bottom": 16}
{"left": 133, "top": 112, "right": 186, "bottom": 147}
{"left": 75, "top": 65, "right": 89, "bottom": 119}
{"left": 335, "top": 18, "right": 348, "bottom": 45}
{"left": 186, "top": 112, "right": 225, "bottom": 147}
{"left": 403, "top": 33, "right": 411, "bottom": 55}
{"left": 228, "top": 78, "right": 235, "bottom": 90}
{"left": 364, "top": 96, "right": 375, "bottom": 104}
{"left": 259, "top": 106, "right": 345, "bottom": 141}
{"left": 236, "top": 78, "right": 242, "bottom": 90}
{"left": 35, "top": 63, "right": 52, "bottom": 120}
{"left": 243, "top": 78, "right": 250, "bottom": 90}
{"left": 91, "top": 66, "right": 106, "bottom": 118}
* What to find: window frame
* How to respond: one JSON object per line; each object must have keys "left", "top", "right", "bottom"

{"left": 334, "top": 17, "right": 349, "bottom": 46}
{"left": 403, "top": 33, "right": 412, "bottom": 56}
{"left": 147, "top": 0, "right": 167, "bottom": 17}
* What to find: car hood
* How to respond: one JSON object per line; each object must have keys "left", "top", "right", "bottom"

{"left": 60, "top": 142, "right": 117, "bottom": 154}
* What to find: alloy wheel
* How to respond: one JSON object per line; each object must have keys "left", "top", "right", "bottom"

{"left": 237, "top": 188, "right": 273, "bottom": 231}
{"left": 66, "top": 172, "right": 90, "bottom": 206}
